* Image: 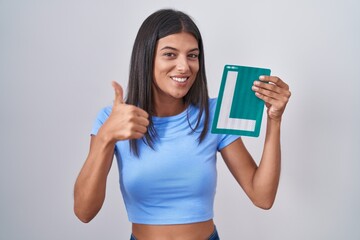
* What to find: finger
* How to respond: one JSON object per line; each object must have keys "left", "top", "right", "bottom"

{"left": 255, "top": 92, "right": 278, "bottom": 106}
{"left": 252, "top": 86, "right": 276, "bottom": 100}
{"left": 259, "top": 75, "right": 289, "bottom": 90}
{"left": 112, "top": 81, "right": 124, "bottom": 105}
{"left": 252, "top": 83, "right": 284, "bottom": 101}
{"left": 253, "top": 81, "right": 291, "bottom": 99}
{"left": 134, "top": 108, "right": 149, "bottom": 119}
{"left": 126, "top": 105, "right": 149, "bottom": 119}
{"left": 253, "top": 81, "right": 282, "bottom": 95}
{"left": 255, "top": 89, "right": 290, "bottom": 109}
{"left": 130, "top": 132, "right": 146, "bottom": 140}
{"left": 133, "top": 124, "right": 148, "bottom": 134}
{"left": 127, "top": 124, "right": 148, "bottom": 139}
{"left": 128, "top": 114, "right": 150, "bottom": 128}
{"left": 135, "top": 116, "right": 150, "bottom": 127}
{"left": 254, "top": 87, "right": 290, "bottom": 104}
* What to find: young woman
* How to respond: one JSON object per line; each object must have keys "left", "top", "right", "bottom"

{"left": 74, "top": 9, "right": 291, "bottom": 240}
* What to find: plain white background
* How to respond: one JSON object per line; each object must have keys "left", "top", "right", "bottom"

{"left": 1, "top": 0, "right": 359, "bottom": 239}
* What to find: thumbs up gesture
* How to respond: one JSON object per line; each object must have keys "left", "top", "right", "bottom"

{"left": 98, "top": 81, "right": 150, "bottom": 143}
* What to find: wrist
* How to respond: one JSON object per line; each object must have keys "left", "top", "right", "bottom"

{"left": 266, "top": 117, "right": 281, "bottom": 132}
{"left": 268, "top": 115, "right": 282, "bottom": 123}
{"left": 97, "top": 127, "right": 116, "bottom": 146}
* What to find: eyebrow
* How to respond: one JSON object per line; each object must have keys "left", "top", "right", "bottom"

{"left": 160, "top": 46, "right": 199, "bottom": 52}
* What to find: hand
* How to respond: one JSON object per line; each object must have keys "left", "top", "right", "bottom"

{"left": 252, "top": 76, "right": 291, "bottom": 121}
{"left": 98, "top": 81, "right": 149, "bottom": 143}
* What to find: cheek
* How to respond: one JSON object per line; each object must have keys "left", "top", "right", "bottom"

{"left": 154, "top": 61, "right": 171, "bottom": 76}
{"left": 191, "top": 63, "right": 200, "bottom": 76}
{"left": 153, "top": 62, "right": 166, "bottom": 82}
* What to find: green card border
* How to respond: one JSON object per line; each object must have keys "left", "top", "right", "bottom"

{"left": 211, "top": 64, "right": 271, "bottom": 137}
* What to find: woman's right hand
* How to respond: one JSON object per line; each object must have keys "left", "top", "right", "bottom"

{"left": 98, "top": 81, "right": 149, "bottom": 143}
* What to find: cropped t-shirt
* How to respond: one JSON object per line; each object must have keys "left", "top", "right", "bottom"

{"left": 91, "top": 98, "right": 240, "bottom": 224}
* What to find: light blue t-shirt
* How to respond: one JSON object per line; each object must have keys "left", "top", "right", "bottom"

{"left": 91, "top": 98, "right": 240, "bottom": 224}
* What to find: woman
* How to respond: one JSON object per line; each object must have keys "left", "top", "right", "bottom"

{"left": 74, "top": 9, "right": 291, "bottom": 240}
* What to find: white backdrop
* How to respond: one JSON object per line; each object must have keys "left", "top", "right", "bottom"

{"left": 1, "top": 0, "right": 359, "bottom": 239}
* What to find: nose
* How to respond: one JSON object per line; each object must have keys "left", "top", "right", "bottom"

{"left": 176, "top": 56, "right": 190, "bottom": 73}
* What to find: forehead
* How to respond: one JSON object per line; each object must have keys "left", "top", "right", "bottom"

{"left": 156, "top": 32, "right": 198, "bottom": 50}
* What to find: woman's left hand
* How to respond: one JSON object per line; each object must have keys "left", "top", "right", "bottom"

{"left": 252, "top": 76, "right": 291, "bottom": 121}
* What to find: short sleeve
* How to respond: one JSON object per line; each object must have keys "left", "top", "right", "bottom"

{"left": 90, "top": 106, "right": 112, "bottom": 136}
{"left": 217, "top": 134, "right": 240, "bottom": 151}
{"left": 208, "top": 98, "right": 241, "bottom": 151}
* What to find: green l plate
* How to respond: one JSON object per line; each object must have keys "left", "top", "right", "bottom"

{"left": 212, "top": 65, "right": 271, "bottom": 137}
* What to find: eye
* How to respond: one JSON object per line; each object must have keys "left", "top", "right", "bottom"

{"left": 163, "top": 52, "right": 176, "bottom": 58}
{"left": 188, "top": 53, "right": 199, "bottom": 59}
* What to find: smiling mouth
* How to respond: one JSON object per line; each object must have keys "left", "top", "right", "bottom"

{"left": 171, "top": 77, "right": 189, "bottom": 83}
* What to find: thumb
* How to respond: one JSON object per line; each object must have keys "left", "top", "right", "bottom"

{"left": 112, "top": 81, "right": 124, "bottom": 105}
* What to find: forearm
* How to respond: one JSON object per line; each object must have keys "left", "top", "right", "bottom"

{"left": 74, "top": 135, "right": 115, "bottom": 222}
{"left": 252, "top": 118, "right": 281, "bottom": 209}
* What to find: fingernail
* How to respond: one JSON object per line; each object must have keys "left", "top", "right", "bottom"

{"left": 259, "top": 76, "right": 265, "bottom": 80}
{"left": 254, "top": 81, "right": 260, "bottom": 86}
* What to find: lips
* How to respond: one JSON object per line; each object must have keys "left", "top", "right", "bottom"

{"left": 171, "top": 76, "right": 189, "bottom": 83}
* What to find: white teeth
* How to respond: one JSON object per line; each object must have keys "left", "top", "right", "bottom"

{"left": 172, "top": 77, "right": 188, "bottom": 83}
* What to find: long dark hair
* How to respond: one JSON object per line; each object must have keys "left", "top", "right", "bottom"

{"left": 126, "top": 9, "right": 209, "bottom": 156}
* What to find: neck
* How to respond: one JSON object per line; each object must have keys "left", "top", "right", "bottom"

{"left": 152, "top": 98, "right": 186, "bottom": 117}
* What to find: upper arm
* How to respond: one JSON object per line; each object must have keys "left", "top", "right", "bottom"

{"left": 220, "top": 138, "right": 258, "bottom": 196}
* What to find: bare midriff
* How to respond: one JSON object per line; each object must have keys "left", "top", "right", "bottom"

{"left": 132, "top": 219, "right": 215, "bottom": 240}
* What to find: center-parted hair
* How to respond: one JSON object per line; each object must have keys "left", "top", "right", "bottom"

{"left": 126, "top": 9, "right": 209, "bottom": 156}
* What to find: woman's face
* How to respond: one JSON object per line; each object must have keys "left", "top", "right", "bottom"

{"left": 152, "top": 32, "right": 199, "bottom": 103}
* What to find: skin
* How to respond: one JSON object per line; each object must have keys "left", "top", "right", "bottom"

{"left": 73, "top": 32, "right": 291, "bottom": 240}
{"left": 151, "top": 32, "right": 200, "bottom": 116}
